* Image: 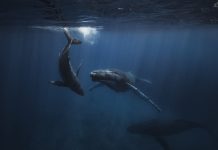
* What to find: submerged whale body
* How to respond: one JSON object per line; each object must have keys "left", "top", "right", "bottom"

{"left": 50, "top": 28, "right": 84, "bottom": 96}
{"left": 127, "top": 119, "right": 206, "bottom": 136}
{"left": 89, "top": 68, "right": 161, "bottom": 112}
{"left": 127, "top": 119, "right": 212, "bottom": 150}
{"left": 90, "top": 69, "right": 133, "bottom": 92}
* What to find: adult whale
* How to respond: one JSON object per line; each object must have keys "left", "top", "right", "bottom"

{"left": 89, "top": 68, "right": 161, "bottom": 112}
{"left": 50, "top": 28, "right": 84, "bottom": 96}
{"left": 127, "top": 119, "right": 214, "bottom": 150}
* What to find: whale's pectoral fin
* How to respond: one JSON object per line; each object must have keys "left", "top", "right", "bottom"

{"left": 50, "top": 80, "right": 67, "bottom": 87}
{"left": 126, "top": 83, "right": 162, "bottom": 112}
{"left": 154, "top": 136, "right": 171, "bottom": 150}
{"left": 136, "top": 77, "right": 152, "bottom": 84}
{"left": 89, "top": 83, "right": 104, "bottom": 91}
{"left": 76, "top": 61, "right": 83, "bottom": 77}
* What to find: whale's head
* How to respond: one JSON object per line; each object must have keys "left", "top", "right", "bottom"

{"left": 76, "top": 87, "right": 85, "bottom": 96}
{"left": 69, "top": 83, "right": 84, "bottom": 96}
{"left": 90, "top": 69, "right": 114, "bottom": 82}
{"left": 90, "top": 70, "right": 106, "bottom": 81}
{"left": 79, "top": 90, "right": 84, "bottom": 96}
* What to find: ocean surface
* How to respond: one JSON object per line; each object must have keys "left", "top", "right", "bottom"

{"left": 1, "top": 0, "right": 218, "bottom": 150}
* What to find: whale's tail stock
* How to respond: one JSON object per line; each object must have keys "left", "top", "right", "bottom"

{"left": 63, "top": 28, "right": 81, "bottom": 45}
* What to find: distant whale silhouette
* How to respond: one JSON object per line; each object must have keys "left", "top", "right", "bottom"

{"left": 127, "top": 119, "right": 212, "bottom": 150}
{"left": 50, "top": 28, "right": 84, "bottom": 96}
{"left": 89, "top": 68, "right": 161, "bottom": 112}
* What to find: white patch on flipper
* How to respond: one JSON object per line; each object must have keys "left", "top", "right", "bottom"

{"left": 126, "top": 83, "right": 162, "bottom": 112}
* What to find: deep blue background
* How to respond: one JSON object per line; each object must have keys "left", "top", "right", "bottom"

{"left": 0, "top": 25, "right": 218, "bottom": 150}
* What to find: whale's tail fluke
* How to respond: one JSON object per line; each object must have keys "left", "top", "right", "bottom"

{"left": 63, "top": 28, "right": 81, "bottom": 45}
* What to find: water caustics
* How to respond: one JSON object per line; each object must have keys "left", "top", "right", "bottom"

{"left": 0, "top": 0, "right": 218, "bottom": 26}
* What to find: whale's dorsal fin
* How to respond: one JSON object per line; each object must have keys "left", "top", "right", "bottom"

{"left": 50, "top": 80, "right": 67, "bottom": 87}
{"left": 126, "top": 82, "right": 162, "bottom": 112}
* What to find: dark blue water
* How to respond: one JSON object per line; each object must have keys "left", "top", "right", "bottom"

{"left": 1, "top": 25, "right": 218, "bottom": 150}
{"left": 1, "top": 0, "right": 218, "bottom": 150}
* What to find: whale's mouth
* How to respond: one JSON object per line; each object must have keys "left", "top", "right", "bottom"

{"left": 90, "top": 71, "right": 108, "bottom": 82}
{"left": 90, "top": 72, "right": 100, "bottom": 81}
{"left": 90, "top": 70, "right": 117, "bottom": 82}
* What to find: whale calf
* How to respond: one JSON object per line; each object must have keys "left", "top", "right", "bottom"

{"left": 89, "top": 68, "right": 161, "bottom": 112}
{"left": 50, "top": 28, "right": 84, "bottom": 96}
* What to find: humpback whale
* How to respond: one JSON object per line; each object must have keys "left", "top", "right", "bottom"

{"left": 50, "top": 28, "right": 84, "bottom": 96}
{"left": 89, "top": 68, "right": 161, "bottom": 112}
{"left": 38, "top": 0, "right": 84, "bottom": 95}
{"left": 127, "top": 119, "right": 212, "bottom": 150}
